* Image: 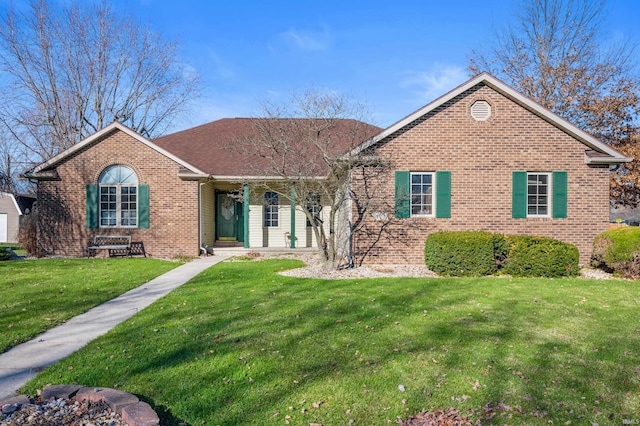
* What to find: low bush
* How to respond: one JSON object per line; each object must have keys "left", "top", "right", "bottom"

{"left": 592, "top": 227, "right": 640, "bottom": 278}
{"left": 17, "top": 212, "right": 38, "bottom": 256}
{"left": 424, "top": 231, "right": 505, "bottom": 277}
{"left": 424, "top": 231, "right": 579, "bottom": 277}
{"left": 503, "top": 235, "right": 579, "bottom": 277}
{"left": 0, "top": 248, "right": 10, "bottom": 261}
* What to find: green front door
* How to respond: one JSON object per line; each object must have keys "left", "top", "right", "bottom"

{"left": 217, "top": 193, "right": 237, "bottom": 241}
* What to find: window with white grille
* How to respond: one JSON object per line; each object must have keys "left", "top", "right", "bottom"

{"left": 264, "top": 192, "right": 279, "bottom": 227}
{"left": 99, "top": 165, "right": 138, "bottom": 227}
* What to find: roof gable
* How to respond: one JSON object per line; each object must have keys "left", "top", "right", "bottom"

{"left": 353, "top": 72, "right": 630, "bottom": 164}
{"left": 0, "top": 192, "right": 22, "bottom": 215}
{"left": 26, "top": 122, "right": 206, "bottom": 178}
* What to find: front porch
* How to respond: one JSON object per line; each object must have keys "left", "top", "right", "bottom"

{"left": 198, "top": 181, "right": 329, "bottom": 251}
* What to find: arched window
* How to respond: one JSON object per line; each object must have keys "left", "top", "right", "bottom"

{"left": 99, "top": 165, "right": 139, "bottom": 227}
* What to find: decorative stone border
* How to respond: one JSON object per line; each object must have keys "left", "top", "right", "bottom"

{"left": 0, "top": 384, "right": 159, "bottom": 426}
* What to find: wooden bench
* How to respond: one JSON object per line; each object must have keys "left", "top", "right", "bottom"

{"left": 87, "top": 235, "right": 145, "bottom": 257}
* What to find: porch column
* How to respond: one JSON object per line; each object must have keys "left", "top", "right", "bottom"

{"left": 290, "top": 187, "right": 296, "bottom": 248}
{"left": 243, "top": 184, "right": 250, "bottom": 249}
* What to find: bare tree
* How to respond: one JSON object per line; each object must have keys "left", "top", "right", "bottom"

{"left": 238, "top": 89, "right": 384, "bottom": 269}
{"left": 469, "top": 0, "right": 640, "bottom": 205}
{"left": 0, "top": 153, "right": 15, "bottom": 194}
{"left": 0, "top": 128, "right": 28, "bottom": 194}
{"left": 0, "top": 0, "right": 199, "bottom": 163}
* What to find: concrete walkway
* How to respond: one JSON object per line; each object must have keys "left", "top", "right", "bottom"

{"left": 0, "top": 254, "right": 230, "bottom": 399}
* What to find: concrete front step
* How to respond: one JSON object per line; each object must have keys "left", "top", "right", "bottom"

{"left": 211, "top": 247, "right": 319, "bottom": 257}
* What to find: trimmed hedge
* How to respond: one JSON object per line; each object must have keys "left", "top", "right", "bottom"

{"left": 0, "top": 248, "right": 10, "bottom": 261}
{"left": 424, "top": 231, "right": 579, "bottom": 277}
{"left": 502, "top": 235, "right": 580, "bottom": 277}
{"left": 592, "top": 227, "right": 640, "bottom": 278}
{"left": 424, "top": 231, "right": 506, "bottom": 277}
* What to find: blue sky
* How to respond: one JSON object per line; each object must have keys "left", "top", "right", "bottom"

{"left": 84, "top": 0, "right": 640, "bottom": 130}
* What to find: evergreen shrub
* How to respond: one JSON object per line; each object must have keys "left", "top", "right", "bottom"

{"left": 424, "top": 231, "right": 505, "bottom": 277}
{"left": 502, "top": 235, "right": 579, "bottom": 277}
{"left": 592, "top": 227, "right": 640, "bottom": 278}
{"left": 424, "top": 231, "right": 579, "bottom": 277}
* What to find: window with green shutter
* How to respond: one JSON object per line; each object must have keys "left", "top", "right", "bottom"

{"left": 88, "top": 165, "right": 148, "bottom": 229}
{"left": 395, "top": 170, "right": 452, "bottom": 218}
{"left": 512, "top": 171, "right": 567, "bottom": 218}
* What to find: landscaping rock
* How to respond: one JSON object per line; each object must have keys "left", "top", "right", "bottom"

{"left": 0, "top": 394, "right": 30, "bottom": 407}
{"left": 42, "top": 384, "right": 82, "bottom": 400}
{"left": 1, "top": 397, "right": 126, "bottom": 425}
{"left": 76, "top": 387, "right": 139, "bottom": 415}
{"left": 122, "top": 401, "right": 160, "bottom": 426}
{"left": 1, "top": 403, "right": 20, "bottom": 415}
{"left": 1, "top": 385, "right": 159, "bottom": 426}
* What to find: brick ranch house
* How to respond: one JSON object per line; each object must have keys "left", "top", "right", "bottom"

{"left": 24, "top": 73, "right": 629, "bottom": 264}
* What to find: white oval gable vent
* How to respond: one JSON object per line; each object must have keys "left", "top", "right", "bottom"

{"left": 471, "top": 100, "right": 491, "bottom": 121}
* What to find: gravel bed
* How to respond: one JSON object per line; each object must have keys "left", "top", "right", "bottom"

{"left": 266, "top": 253, "right": 616, "bottom": 280}
{"left": 279, "top": 262, "right": 439, "bottom": 279}
{"left": 579, "top": 267, "right": 616, "bottom": 280}
{"left": 1, "top": 398, "right": 126, "bottom": 426}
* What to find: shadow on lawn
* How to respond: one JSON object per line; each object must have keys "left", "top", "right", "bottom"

{"left": 146, "top": 280, "right": 624, "bottom": 422}
{"left": 30, "top": 261, "right": 640, "bottom": 425}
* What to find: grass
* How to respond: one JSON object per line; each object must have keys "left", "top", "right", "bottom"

{"left": 0, "top": 258, "right": 180, "bottom": 354}
{"left": 18, "top": 258, "right": 640, "bottom": 425}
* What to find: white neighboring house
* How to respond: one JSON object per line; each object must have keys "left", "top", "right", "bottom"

{"left": 0, "top": 192, "right": 23, "bottom": 243}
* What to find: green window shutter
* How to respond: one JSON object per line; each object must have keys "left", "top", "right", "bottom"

{"left": 138, "top": 184, "right": 150, "bottom": 229}
{"left": 394, "top": 171, "right": 410, "bottom": 218}
{"left": 552, "top": 171, "right": 568, "bottom": 218}
{"left": 86, "top": 184, "right": 98, "bottom": 228}
{"left": 512, "top": 171, "right": 527, "bottom": 219}
{"left": 435, "top": 171, "right": 451, "bottom": 218}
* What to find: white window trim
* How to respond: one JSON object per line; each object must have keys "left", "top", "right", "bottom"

{"left": 99, "top": 185, "right": 138, "bottom": 228}
{"left": 526, "top": 172, "right": 552, "bottom": 218}
{"left": 306, "top": 193, "right": 322, "bottom": 227}
{"left": 263, "top": 192, "right": 279, "bottom": 228}
{"left": 410, "top": 172, "right": 436, "bottom": 218}
{"left": 98, "top": 165, "right": 139, "bottom": 228}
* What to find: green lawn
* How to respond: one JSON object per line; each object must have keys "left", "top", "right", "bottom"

{"left": 0, "top": 258, "right": 180, "bottom": 354}
{"left": 19, "top": 259, "right": 640, "bottom": 425}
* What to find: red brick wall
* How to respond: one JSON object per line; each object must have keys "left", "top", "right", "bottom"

{"left": 36, "top": 129, "right": 199, "bottom": 258}
{"left": 352, "top": 84, "right": 610, "bottom": 265}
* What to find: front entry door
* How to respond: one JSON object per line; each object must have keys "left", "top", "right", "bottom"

{"left": 216, "top": 193, "right": 237, "bottom": 241}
